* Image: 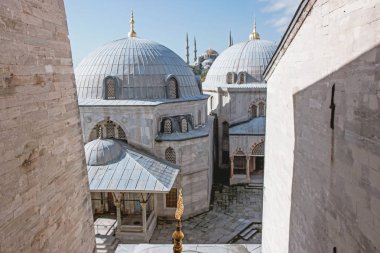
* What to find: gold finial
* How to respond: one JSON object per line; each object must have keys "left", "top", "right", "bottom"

{"left": 172, "top": 188, "right": 184, "bottom": 253}
{"left": 175, "top": 189, "right": 184, "bottom": 220}
{"left": 249, "top": 16, "right": 260, "bottom": 40}
{"left": 128, "top": 11, "right": 137, "bottom": 38}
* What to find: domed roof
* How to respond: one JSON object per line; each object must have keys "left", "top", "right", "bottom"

{"left": 84, "top": 139, "right": 124, "bottom": 166}
{"left": 75, "top": 37, "right": 201, "bottom": 100}
{"left": 205, "top": 39, "right": 276, "bottom": 84}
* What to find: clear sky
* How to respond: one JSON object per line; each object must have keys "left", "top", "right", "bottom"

{"left": 64, "top": 0, "right": 300, "bottom": 67}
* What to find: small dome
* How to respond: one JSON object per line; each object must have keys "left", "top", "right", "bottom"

{"left": 75, "top": 37, "right": 201, "bottom": 100}
{"left": 85, "top": 139, "right": 124, "bottom": 166}
{"left": 205, "top": 39, "right": 276, "bottom": 84}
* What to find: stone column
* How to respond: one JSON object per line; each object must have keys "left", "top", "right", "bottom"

{"left": 113, "top": 192, "right": 122, "bottom": 232}
{"left": 230, "top": 156, "right": 234, "bottom": 178}
{"left": 246, "top": 156, "right": 251, "bottom": 180}
{"left": 141, "top": 202, "right": 147, "bottom": 233}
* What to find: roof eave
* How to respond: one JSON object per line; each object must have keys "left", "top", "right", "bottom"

{"left": 263, "top": 0, "right": 317, "bottom": 80}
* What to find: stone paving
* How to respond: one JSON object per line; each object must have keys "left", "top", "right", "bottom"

{"left": 150, "top": 182, "right": 263, "bottom": 244}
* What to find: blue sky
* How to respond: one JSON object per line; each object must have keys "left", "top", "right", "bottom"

{"left": 64, "top": 0, "right": 300, "bottom": 67}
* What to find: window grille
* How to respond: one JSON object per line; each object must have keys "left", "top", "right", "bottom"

{"left": 105, "top": 121, "right": 115, "bottom": 138}
{"left": 117, "top": 126, "right": 126, "bottom": 140}
{"left": 252, "top": 142, "right": 265, "bottom": 156}
{"left": 251, "top": 104, "right": 257, "bottom": 118}
{"left": 259, "top": 102, "right": 265, "bottom": 116}
{"left": 105, "top": 78, "right": 116, "bottom": 99}
{"left": 165, "top": 147, "right": 176, "bottom": 164}
{"left": 181, "top": 118, "right": 188, "bottom": 132}
{"left": 166, "top": 188, "right": 177, "bottom": 208}
{"left": 163, "top": 119, "right": 172, "bottom": 133}
{"left": 226, "top": 72, "right": 237, "bottom": 84}
{"left": 96, "top": 125, "right": 102, "bottom": 138}
{"left": 167, "top": 78, "right": 178, "bottom": 99}
{"left": 238, "top": 72, "right": 246, "bottom": 84}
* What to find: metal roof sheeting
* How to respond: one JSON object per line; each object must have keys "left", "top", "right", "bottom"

{"left": 205, "top": 40, "right": 276, "bottom": 84}
{"left": 86, "top": 140, "right": 179, "bottom": 193}
{"left": 229, "top": 117, "right": 266, "bottom": 135}
{"left": 75, "top": 37, "right": 201, "bottom": 100}
{"left": 77, "top": 95, "right": 209, "bottom": 107}
{"left": 202, "top": 83, "right": 267, "bottom": 89}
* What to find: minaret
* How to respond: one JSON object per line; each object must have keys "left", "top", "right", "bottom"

{"left": 229, "top": 30, "right": 233, "bottom": 47}
{"left": 249, "top": 16, "right": 260, "bottom": 40}
{"left": 194, "top": 37, "right": 197, "bottom": 62}
{"left": 185, "top": 33, "right": 189, "bottom": 64}
{"left": 128, "top": 11, "right": 137, "bottom": 37}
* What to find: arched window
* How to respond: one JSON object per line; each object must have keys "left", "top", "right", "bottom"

{"left": 167, "top": 77, "right": 178, "bottom": 99}
{"left": 89, "top": 120, "right": 127, "bottom": 142}
{"left": 117, "top": 126, "right": 126, "bottom": 140}
{"left": 226, "top": 72, "right": 237, "bottom": 84}
{"left": 181, "top": 118, "right": 188, "bottom": 133}
{"left": 222, "top": 121, "right": 230, "bottom": 164}
{"left": 105, "top": 120, "right": 115, "bottom": 138}
{"left": 105, "top": 77, "right": 116, "bottom": 100}
{"left": 238, "top": 72, "right": 247, "bottom": 84}
{"left": 165, "top": 147, "right": 176, "bottom": 164}
{"left": 198, "top": 110, "right": 202, "bottom": 126}
{"left": 89, "top": 124, "right": 102, "bottom": 140}
{"left": 163, "top": 119, "right": 172, "bottom": 134}
{"left": 251, "top": 104, "right": 257, "bottom": 118}
{"left": 258, "top": 102, "right": 265, "bottom": 116}
{"left": 252, "top": 142, "right": 265, "bottom": 156}
{"left": 210, "top": 96, "right": 213, "bottom": 110}
{"left": 234, "top": 155, "right": 246, "bottom": 174}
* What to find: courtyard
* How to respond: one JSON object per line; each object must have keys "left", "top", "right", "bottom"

{"left": 150, "top": 179, "right": 263, "bottom": 244}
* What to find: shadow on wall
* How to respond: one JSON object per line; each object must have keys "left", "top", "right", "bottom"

{"left": 290, "top": 44, "right": 380, "bottom": 253}
{"left": 209, "top": 93, "right": 231, "bottom": 184}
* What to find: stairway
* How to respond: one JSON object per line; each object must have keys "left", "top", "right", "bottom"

{"left": 96, "top": 235, "right": 120, "bottom": 253}
{"left": 238, "top": 223, "right": 258, "bottom": 240}
{"left": 245, "top": 182, "right": 263, "bottom": 189}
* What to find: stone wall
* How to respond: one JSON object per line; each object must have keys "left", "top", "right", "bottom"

{"left": 0, "top": 0, "right": 95, "bottom": 252}
{"left": 155, "top": 131, "right": 213, "bottom": 218}
{"left": 262, "top": 0, "right": 380, "bottom": 252}
{"left": 204, "top": 88, "right": 266, "bottom": 169}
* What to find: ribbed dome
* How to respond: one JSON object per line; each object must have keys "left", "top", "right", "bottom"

{"left": 75, "top": 37, "right": 201, "bottom": 99}
{"left": 205, "top": 39, "right": 276, "bottom": 84}
{"left": 84, "top": 139, "right": 124, "bottom": 166}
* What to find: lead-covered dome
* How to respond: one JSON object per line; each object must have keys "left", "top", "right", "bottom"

{"left": 75, "top": 37, "right": 201, "bottom": 100}
{"left": 85, "top": 139, "right": 124, "bottom": 166}
{"left": 205, "top": 38, "right": 276, "bottom": 84}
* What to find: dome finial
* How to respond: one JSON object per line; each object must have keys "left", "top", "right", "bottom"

{"left": 128, "top": 11, "right": 137, "bottom": 38}
{"left": 249, "top": 16, "right": 260, "bottom": 40}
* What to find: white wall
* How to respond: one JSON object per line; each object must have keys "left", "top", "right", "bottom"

{"left": 262, "top": 0, "right": 380, "bottom": 252}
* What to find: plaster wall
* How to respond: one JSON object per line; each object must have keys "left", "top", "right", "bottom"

{"left": 0, "top": 0, "right": 95, "bottom": 252}
{"left": 262, "top": 0, "right": 380, "bottom": 252}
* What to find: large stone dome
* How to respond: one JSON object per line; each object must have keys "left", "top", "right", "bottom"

{"left": 75, "top": 37, "right": 201, "bottom": 99}
{"left": 205, "top": 39, "right": 276, "bottom": 84}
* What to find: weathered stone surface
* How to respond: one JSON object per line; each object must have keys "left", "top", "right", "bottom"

{"left": 0, "top": 0, "right": 95, "bottom": 252}
{"left": 263, "top": 0, "right": 380, "bottom": 253}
